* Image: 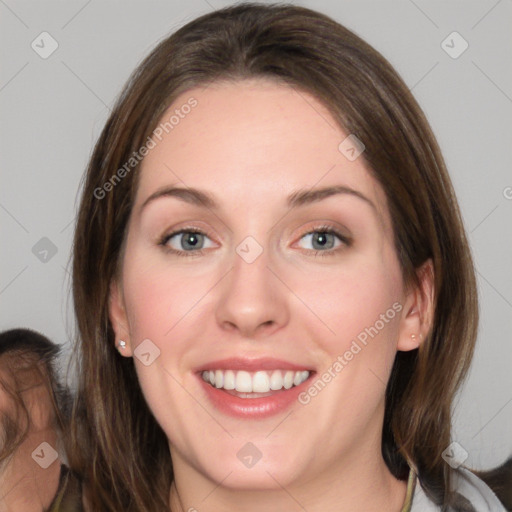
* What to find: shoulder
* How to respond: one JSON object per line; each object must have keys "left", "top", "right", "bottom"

{"left": 411, "top": 467, "right": 508, "bottom": 512}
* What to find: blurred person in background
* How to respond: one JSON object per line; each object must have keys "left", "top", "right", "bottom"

{"left": 0, "top": 328, "right": 81, "bottom": 511}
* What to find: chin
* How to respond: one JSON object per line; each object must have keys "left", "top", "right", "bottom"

{"left": 195, "top": 446, "right": 304, "bottom": 490}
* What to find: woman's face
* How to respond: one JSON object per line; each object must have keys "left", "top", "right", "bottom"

{"left": 110, "top": 79, "right": 422, "bottom": 490}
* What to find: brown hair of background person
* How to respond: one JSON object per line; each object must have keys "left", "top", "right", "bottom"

{"left": 67, "top": 2, "right": 507, "bottom": 511}
{"left": 0, "top": 328, "right": 78, "bottom": 511}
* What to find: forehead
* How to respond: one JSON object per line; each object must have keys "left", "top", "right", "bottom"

{"left": 135, "top": 79, "right": 388, "bottom": 220}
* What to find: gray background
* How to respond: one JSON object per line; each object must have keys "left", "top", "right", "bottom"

{"left": 1, "top": 0, "right": 511, "bottom": 470}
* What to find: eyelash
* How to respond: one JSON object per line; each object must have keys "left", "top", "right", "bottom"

{"left": 158, "top": 224, "right": 351, "bottom": 258}
{"left": 159, "top": 227, "right": 211, "bottom": 258}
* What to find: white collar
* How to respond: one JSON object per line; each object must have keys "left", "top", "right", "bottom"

{"left": 410, "top": 466, "right": 507, "bottom": 511}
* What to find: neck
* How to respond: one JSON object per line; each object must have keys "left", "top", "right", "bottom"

{"left": 169, "top": 442, "right": 407, "bottom": 512}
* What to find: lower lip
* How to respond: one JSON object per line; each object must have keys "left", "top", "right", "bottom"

{"left": 197, "top": 373, "right": 313, "bottom": 419}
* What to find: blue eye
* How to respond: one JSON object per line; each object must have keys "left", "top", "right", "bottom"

{"left": 159, "top": 224, "right": 350, "bottom": 258}
{"left": 159, "top": 228, "right": 214, "bottom": 257}
{"left": 297, "top": 226, "right": 350, "bottom": 257}
{"left": 300, "top": 231, "right": 338, "bottom": 250}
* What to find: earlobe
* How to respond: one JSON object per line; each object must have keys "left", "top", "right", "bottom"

{"left": 396, "top": 259, "right": 435, "bottom": 352}
{"left": 109, "top": 280, "right": 133, "bottom": 356}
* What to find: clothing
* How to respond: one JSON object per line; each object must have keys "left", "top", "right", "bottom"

{"left": 47, "top": 464, "right": 83, "bottom": 511}
{"left": 409, "top": 466, "right": 508, "bottom": 512}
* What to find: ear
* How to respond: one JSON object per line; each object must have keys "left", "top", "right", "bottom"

{"left": 397, "top": 259, "right": 435, "bottom": 352}
{"left": 109, "top": 279, "right": 133, "bottom": 357}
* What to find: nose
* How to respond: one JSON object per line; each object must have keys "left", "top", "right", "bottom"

{"left": 215, "top": 244, "right": 289, "bottom": 339}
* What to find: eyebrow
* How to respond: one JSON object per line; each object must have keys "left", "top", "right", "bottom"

{"left": 139, "top": 184, "right": 376, "bottom": 213}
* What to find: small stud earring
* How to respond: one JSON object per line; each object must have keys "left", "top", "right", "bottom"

{"left": 411, "top": 334, "right": 416, "bottom": 340}
{"left": 118, "top": 340, "right": 127, "bottom": 350}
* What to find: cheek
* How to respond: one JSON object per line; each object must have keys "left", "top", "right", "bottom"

{"left": 120, "top": 254, "right": 207, "bottom": 442}
{"left": 121, "top": 250, "right": 210, "bottom": 343}
{"left": 298, "top": 250, "right": 403, "bottom": 363}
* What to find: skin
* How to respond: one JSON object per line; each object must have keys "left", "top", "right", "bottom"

{"left": 0, "top": 365, "right": 61, "bottom": 512}
{"left": 109, "top": 78, "right": 434, "bottom": 512}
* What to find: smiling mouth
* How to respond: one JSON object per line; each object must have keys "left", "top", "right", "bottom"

{"left": 200, "top": 368, "right": 312, "bottom": 398}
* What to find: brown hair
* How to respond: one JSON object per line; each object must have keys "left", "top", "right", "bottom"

{"left": 69, "top": 3, "right": 478, "bottom": 510}
{"left": 0, "top": 328, "right": 70, "bottom": 467}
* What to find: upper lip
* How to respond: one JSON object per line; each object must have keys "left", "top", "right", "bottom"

{"left": 194, "top": 357, "right": 315, "bottom": 373}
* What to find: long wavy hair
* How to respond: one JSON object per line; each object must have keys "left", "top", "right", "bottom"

{"left": 69, "top": 3, "right": 478, "bottom": 510}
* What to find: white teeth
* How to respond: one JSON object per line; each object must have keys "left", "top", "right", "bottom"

{"left": 294, "top": 371, "right": 308, "bottom": 386}
{"left": 235, "top": 371, "right": 252, "bottom": 392}
{"left": 214, "top": 369, "right": 223, "bottom": 388}
{"left": 283, "top": 371, "right": 294, "bottom": 389}
{"left": 201, "top": 369, "right": 310, "bottom": 393}
{"left": 223, "top": 370, "right": 235, "bottom": 390}
{"left": 252, "top": 371, "right": 270, "bottom": 393}
{"left": 270, "top": 370, "right": 283, "bottom": 390}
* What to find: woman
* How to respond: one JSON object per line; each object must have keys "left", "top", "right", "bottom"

{"left": 0, "top": 328, "right": 80, "bottom": 511}
{"left": 68, "top": 3, "right": 509, "bottom": 511}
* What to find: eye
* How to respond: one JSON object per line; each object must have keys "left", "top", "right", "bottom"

{"left": 158, "top": 224, "right": 351, "bottom": 258}
{"left": 159, "top": 228, "right": 215, "bottom": 257}
{"left": 296, "top": 224, "right": 351, "bottom": 257}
